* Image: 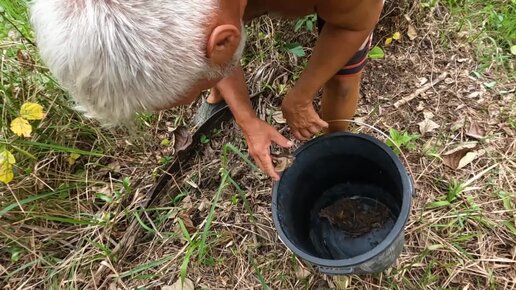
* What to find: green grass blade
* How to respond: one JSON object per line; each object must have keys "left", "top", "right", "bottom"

{"left": 120, "top": 256, "right": 172, "bottom": 278}
{"left": 249, "top": 256, "right": 270, "bottom": 290}
{"left": 35, "top": 215, "right": 102, "bottom": 225}
{"left": 134, "top": 211, "right": 155, "bottom": 234}
{"left": 180, "top": 243, "right": 197, "bottom": 284}
{"left": 228, "top": 175, "right": 256, "bottom": 222}
{"left": 177, "top": 218, "right": 192, "bottom": 242}
{"left": 0, "top": 191, "right": 55, "bottom": 217}
{"left": 198, "top": 171, "right": 229, "bottom": 259}
{"left": 223, "top": 143, "right": 259, "bottom": 172}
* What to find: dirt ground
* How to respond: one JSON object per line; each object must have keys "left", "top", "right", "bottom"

{"left": 1, "top": 0, "right": 515, "bottom": 289}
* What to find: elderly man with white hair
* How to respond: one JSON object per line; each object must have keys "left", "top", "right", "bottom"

{"left": 30, "top": 0, "right": 384, "bottom": 180}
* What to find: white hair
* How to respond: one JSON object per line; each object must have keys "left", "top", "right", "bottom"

{"left": 30, "top": 0, "right": 243, "bottom": 125}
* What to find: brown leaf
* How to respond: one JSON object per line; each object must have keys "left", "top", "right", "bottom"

{"left": 16, "top": 49, "right": 34, "bottom": 69}
{"left": 407, "top": 25, "right": 418, "bottom": 40}
{"left": 295, "top": 266, "right": 311, "bottom": 280}
{"left": 466, "top": 121, "right": 485, "bottom": 140}
{"left": 418, "top": 117, "right": 439, "bottom": 136}
{"left": 442, "top": 142, "right": 478, "bottom": 170}
{"left": 272, "top": 111, "right": 287, "bottom": 124}
{"left": 423, "top": 110, "right": 434, "bottom": 119}
{"left": 198, "top": 198, "right": 211, "bottom": 212}
{"left": 172, "top": 126, "right": 192, "bottom": 153}
{"left": 272, "top": 156, "right": 294, "bottom": 172}
{"left": 163, "top": 278, "right": 195, "bottom": 290}
{"left": 176, "top": 212, "right": 196, "bottom": 233}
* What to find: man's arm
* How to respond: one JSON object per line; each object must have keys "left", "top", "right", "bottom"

{"left": 214, "top": 66, "right": 292, "bottom": 180}
{"left": 282, "top": 0, "right": 384, "bottom": 139}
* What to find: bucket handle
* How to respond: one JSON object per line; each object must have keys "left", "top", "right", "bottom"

{"left": 317, "top": 265, "right": 354, "bottom": 276}
{"left": 326, "top": 119, "right": 415, "bottom": 189}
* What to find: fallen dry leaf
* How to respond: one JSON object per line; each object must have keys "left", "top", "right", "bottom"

{"left": 423, "top": 110, "right": 434, "bottom": 120}
{"left": 451, "top": 118, "right": 466, "bottom": 131}
{"left": 295, "top": 266, "right": 311, "bottom": 279}
{"left": 466, "top": 91, "right": 482, "bottom": 99}
{"left": 272, "top": 111, "right": 287, "bottom": 124}
{"left": 457, "top": 151, "right": 479, "bottom": 169}
{"left": 407, "top": 25, "right": 417, "bottom": 40}
{"left": 419, "top": 77, "right": 429, "bottom": 86}
{"left": 197, "top": 198, "right": 211, "bottom": 212}
{"left": 272, "top": 155, "right": 294, "bottom": 172}
{"left": 16, "top": 49, "right": 34, "bottom": 69}
{"left": 466, "top": 121, "right": 485, "bottom": 140}
{"left": 442, "top": 142, "right": 479, "bottom": 170}
{"left": 163, "top": 278, "right": 194, "bottom": 290}
{"left": 173, "top": 126, "right": 192, "bottom": 153}
{"left": 418, "top": 118, "right": 440, "bottom": 136}
{"left": 176, "top": 212, "right": 196, "bottom": 233}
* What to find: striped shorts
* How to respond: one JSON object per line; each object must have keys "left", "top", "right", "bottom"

{"left": 317, "top": 17, "right": 373, "bottom": 76}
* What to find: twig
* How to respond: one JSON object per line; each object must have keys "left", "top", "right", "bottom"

{"left": 394, "top": 72, "right": 448, "bottom": 108}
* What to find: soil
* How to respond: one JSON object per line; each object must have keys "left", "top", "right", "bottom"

{"left": 319, "top": 197, "right": 393, "bottom": 237}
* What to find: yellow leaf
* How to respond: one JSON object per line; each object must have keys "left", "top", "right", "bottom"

{"left": 0, "top": 150, "right": 16, "bottom": 165}
{"left": 0, "top": 162, "right": 14, "bottom": 184}
{"left": 20, "top": 102, "right": 45, "bottom": 120}
{"left": 10, "top": 117, "right": 32, "bottom": 137}
{"left": 67, "top": 153, "right": 81, "bottom": 165}
{"left": 0, "top": 151, "right": 15, "bottom": 184}
{"left": 392, "top": 32, "right": 401, "bottom": 40}
{"left": 385, "top": 37, "right": 393, "bottom": 46}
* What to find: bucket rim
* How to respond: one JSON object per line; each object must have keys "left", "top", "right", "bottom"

{"left": 272, "top": 132, "right": 413, "bottom": 268}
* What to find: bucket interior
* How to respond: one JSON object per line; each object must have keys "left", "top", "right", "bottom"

{"left": 275, "top": 134, "right": 406, "bottom": 261}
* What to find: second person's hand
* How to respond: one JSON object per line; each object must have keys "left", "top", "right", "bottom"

{"left": 281, "top": 90, "right": 328, "bottom": 141}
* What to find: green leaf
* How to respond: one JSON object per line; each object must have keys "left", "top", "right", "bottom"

{"left": 306, "top": 20, "right": 314, "bottom": 32}
{"left": 503, "top": 221, "right": 516, "bottom": 236}
{"left": 200, "top": 134, "right": 210, "bottom": 144}
{"left": 483, "top": 81, "right": 497, "bottom": 89}
{"left": 9, "top": 247, "right": 22, "bottom": 262}
{"left": 511, "top": 45, "right": 516, "bottom": 56}
{"left": 294, "top": 20, "right": 304, "bottom": 32}
{"left": 287, "top": 44, "right": 305, "bottom": 57}
{"left": 160, "top": 138, "right": 171, "bottom": 146}
{"left": 498, "top": 191, "right": 514, "bottom": 211}
{"left": 122, "top": 177, "right": 131, "bottom": 192}
{"left": 426, "top": 200, "right": 451, "bottom": 209}
{"left": 96, "top": 192, "right": 113, "bottom": 203}
{"left": 368, "top": 46, "right": 385, "bottom": 59}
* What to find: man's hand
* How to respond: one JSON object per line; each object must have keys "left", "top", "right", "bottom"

{"left": 240, "top": 118, "right": 293, "bottom": 181}
{"left": 282, "top": 90, "right": 328, "bottom": 141}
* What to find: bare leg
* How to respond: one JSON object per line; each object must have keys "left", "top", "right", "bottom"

{"left": 321, "top": 72, "right": 362, "bottom": 132}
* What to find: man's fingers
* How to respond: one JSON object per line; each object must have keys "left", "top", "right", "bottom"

{"left": 317, "top": 118, "right": 329, "bottom": 129}
{"left": 272, "top": 131, "right": 294, "bottom": 148}
{"left": 260, "top": 153, "right": 280, "bottom": 181}
{"left": 308, "top": 125, "right": 321, "bottom": 135}
{"left": 300, "top": 129, "right": 312, "bottom": 139}
{"left": 293, "top": 130, "right": 307, "bottom": 141}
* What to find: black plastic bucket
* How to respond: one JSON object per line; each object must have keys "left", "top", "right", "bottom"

{"left": 272, "top": 132, "right": 413, "bottom": 275}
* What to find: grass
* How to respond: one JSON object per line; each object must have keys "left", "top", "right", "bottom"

{"left": 437, "top": 0, "right": 515, "bottom": 76}
{"left": 1, "top": 0, "right": 516, "bottom": 289}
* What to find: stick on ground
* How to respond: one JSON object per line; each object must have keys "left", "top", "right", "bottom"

{"left": 394, "top": 72, "right": 448, "bottom": 108}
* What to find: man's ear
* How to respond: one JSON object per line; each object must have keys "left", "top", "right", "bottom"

{"left": 207, "top": 24, "right": 240, "bottom": 65}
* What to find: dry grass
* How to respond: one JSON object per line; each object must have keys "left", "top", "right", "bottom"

{"left": 1, "top": 0, "right": 515, "bottom": 289}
